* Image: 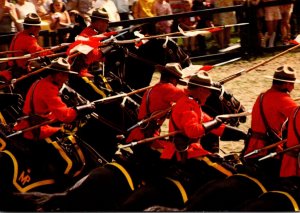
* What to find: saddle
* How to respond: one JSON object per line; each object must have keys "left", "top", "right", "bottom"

{"left": 0, "top": 133, "right": 86, "bottom": 193}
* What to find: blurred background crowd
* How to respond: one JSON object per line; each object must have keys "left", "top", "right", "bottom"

{"left": 0, "top": 0, "right": 299, "bottom": 56}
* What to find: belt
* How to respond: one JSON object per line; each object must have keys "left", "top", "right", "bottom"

{"left": 285, "top": 150, "right": 300, "bottom": 158}
{"left": 250, "top": 131, "right": 268, "bottom": 141}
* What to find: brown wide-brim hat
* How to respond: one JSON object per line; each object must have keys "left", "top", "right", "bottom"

{"left": 17, "top": 13, "right": 47, "bottom": 26}
{"left": 162, "top": 62, "right": 183, "bottom": 78}
{"left": 90, "top": 8, "right": 109, "bottom": 22}
{"left": 47, "top": 57, "right": 77, "bottom": 75}
{"left": 187, "top": 71, "right": 220, "bottom": 91}
{"left": 265, "top": 65, "right": 300, "bottom": 83}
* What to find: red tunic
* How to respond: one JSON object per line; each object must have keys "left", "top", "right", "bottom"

{"left": 280, "top": 107, "right": 300, "bottom": 177}
{"left": 244, "top": 88, "right": 298, "bottom": 158}
{"left": 14, "top": 76, "right": 77, "bottom": 140}
{"left": 160, "top": 95, "right": 225, "bottom": 160}
{"left": 126, "top": 82, "right": 185, "bottom": 142}
{"left": 79, "top": 26, "right": 98, "bottom": 37}
{"left": 67, "top": 26, "right": 103, "bottom": 77}
{"left": 8, "top": 31, "right": 51, "bottom": 71}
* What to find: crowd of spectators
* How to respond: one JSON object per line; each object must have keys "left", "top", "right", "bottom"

{"left": 0, "top": 0, "right": 300, "bottom": 55}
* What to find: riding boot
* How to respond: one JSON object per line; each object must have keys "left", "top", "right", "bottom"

{"left": 268, "top": 32, "right": 276, "bottom": 48}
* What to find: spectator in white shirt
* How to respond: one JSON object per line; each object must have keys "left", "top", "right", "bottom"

{"left": 15, "top": 0, "right": 37, "bottom": 20}
{"left": 92, "top": 0, "right": 121, "bottom": 30}
{"left": 112, "top": 0, "right": 130, "bottom": 20}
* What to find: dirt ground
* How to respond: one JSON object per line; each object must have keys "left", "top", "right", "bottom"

{"left": 152, "top": 49, "right": 300, "bottom": 156}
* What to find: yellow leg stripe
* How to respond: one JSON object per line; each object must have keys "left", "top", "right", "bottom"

{"left": 165, "top": 177, "right": 188, "bottom": 204}
{"left": 67, "top": 135, "right": 86, "bottom": 177}
{"left": 267, "top": 191, "right": 299, "bottom": 211}
{"left": 233, "top": 173, "right": 267, "bottom": 193}
{"left": 200, "top": 156, "right": 233, "bottom": 177}
{"left": 82, "top": 77, "right": 107, "bottom": 98}
{"left": 107, "top": 162, "right": 134, "bottom": 191}
{"left": 45, "top": 138, "right": 73, "bottom": 175}
{"left": 98, "top": 74, "right": 113, "bottom": 91}
{"left": 2, "top": 150, "right": 55, "bottom": 192}
{"left": 0, "top": 137, "right": 6, "bottom": 151}
{"left": 0, "top": 112, "right": 7, "bottom": 125}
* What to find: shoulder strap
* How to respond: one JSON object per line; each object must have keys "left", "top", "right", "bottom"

{"left": 9, "top": 32, "right": 21, "bottom": 67}
{"left": 259, "top": 93, "right": 281, "bottom": 141}
{"left": 145, "top": 87, "right": 152, "bottom": 117}
{"left": 29, "top": 80, "right": 41, "bottom": 114}
{"left": 292, "top": 107, "right": 300, "bottom": 143}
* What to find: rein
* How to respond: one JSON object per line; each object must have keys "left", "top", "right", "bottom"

{"left": 123, "top": 47, "right": 166, "bottom": 70}
{"left": 118, "top": 38, "right": 190, "bottom": 74}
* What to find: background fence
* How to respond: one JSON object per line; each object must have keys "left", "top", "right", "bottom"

{"left": 0, "top": 0, "right": 298, "bottom": 63}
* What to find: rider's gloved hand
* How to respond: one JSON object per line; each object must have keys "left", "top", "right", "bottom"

{"left": 39, "top": 56, "right": 52, "bottom": 66}
{"left": 202, "top": 117, "right": 223, "bottom": 134}
{"left": 212, "top": 81, "right": 222, "bottom": 89}
{"left": 75, "top": 103, "right": 96, "bottom": 116}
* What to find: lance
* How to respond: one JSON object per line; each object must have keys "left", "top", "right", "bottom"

{"left": 0, "top": 65, "right": 50, "bottom": 90}
{"left": 91, "top": 85, "right": 154, "bottom": 105}
{"left": 28, "top": 52, "right": 67, "bottom": 62}
{"left": 258, "top": 143, "right": 300, "bottom": 161}
{"left": 216, "top": 110, "right": 252, "bottom": 120}
{"left": 219, "top": 41, "right": 300, "bottom": 84}
{"left": 294, "top": 97, "right": 300, "bottom": 102}
{"left": 0, "top": 50, "right": 24, "bottom": 56}
{"left": 117, "top": 130, "right": 181, "bottom": 150}
{"left": 6, "top": 119, "right": 56, "bottom": 138}
{"left": 243, "top": 139, "right": 287, "bottom": 158}
{"left": 127, "top": 106, "right": 173, "bottom": 132}
{"left": 119, "top": 111, "right": 251, "bottom": 150}
{"left": 0, "top": 43, "right": 70, "bottom": 62}
{"left": 178, "top": 23, "right": 248, "bottom": 37}
{"left": 114, "top": 23, "right": 249, "bottom": 44}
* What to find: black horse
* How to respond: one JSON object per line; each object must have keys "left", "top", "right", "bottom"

{"left": 0, "top": 35, "right": 194, "bottom": 211}
{"left": 0, "top": 77, "right": 141, "bottom": 207}
{"left": 3, "top": 36, "right": 248, "bottom": 211}
{"left": 103, "top": 36, "right": 247, "bottom": 153}
{"left": 145, "top": 175, "right": 300, "bottom": 212}
{"left": 104, "top": 37, "right": 192, "bottom": 92}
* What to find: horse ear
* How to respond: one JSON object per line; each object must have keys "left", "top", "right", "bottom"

{"left": 223, "top": 90, "right": 233, "bottom": 100}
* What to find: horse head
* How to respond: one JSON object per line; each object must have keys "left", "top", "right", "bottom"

{"left": 104, "top": 37, "right": 191, "bottom": 91}
{"left": 203, "top": 85, "right": 247, "bottom": 127}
